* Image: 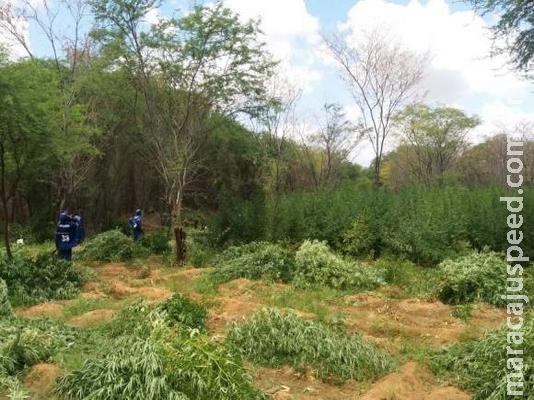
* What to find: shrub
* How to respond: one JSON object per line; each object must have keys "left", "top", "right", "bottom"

{"left": 341, "top": 214, "right": 380, "bottom": 258}
{"left": 0, "top": 253, "right": 84, "bottom": 306}
{"left": 78, "top": 229, "right": 148, "bottom": 262}
{"left": 432, "top": 317, "right": 534, "bottom": 399}
{"left": 227, "top": 308, "right": 393, "bottom": 383}
{"left": 156, "top": 294, "right": 208, "bottom": 330}
{"left": 140, "top": 228, "right": 171, "bottom": 254}
{"left": 56, "top": 316, "right": 266, "bottom": 400}
{"left": 186, "top": 228, "right": 216, "bottom": 267}
{"left": 167, "top": 333, "right": 266, "bottom": 400}
{"left": 435, "top": 250, "right": 510, "bottom": 306}
{"left": 212, "top": 242, "right": 295, "bottom": 284}
{"left": 294, "top": 240, "right": 385, "bottom": 291}
{"left": 0, "top": 279, "right": 12, "bottom": 318}
{"left": 0, "top": 318, "right": 76, "bottom": 375}
{"left": 55, "top": 337, "right": 189, "bottom": 400}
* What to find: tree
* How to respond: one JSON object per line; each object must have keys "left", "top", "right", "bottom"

{"left": 394, "top": 103, "right": 479, "bottom": 185}
{"left": 307, "top": 103, "right": 361, "bottom": 187}
{"left": 466, "top": 0, "right": 534, "bottom": 78}
{"left": 0, "top": 59, "right": 61, "bottom": 258}
{"left": 254, "top": 73, "right": 301, "bottom": 200}
{"left": 0, "top": 0, "right": 101, "bottom": 210}
{"left": 90, "top": 0, "right": 275, "bottom": 262}
{"left": 324, "top": 30, "right": 426, "bottom": 186}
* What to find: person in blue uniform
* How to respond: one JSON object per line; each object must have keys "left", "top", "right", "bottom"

{"left": 55, "top": 211, "right": 78, "bottom": 261}
{"left": 73, "top": 212, "right": 86, "bottom": 243}
{"left": 129, "top": 209, "right": 143, "bottom": 241}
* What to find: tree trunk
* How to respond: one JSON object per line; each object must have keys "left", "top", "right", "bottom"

{"left": 173, "top": 188, "right": 187, "bottom": 265}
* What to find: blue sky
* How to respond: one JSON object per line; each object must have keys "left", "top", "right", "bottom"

{"left": 2, "top": 0, "right": 532, "bottom": 165}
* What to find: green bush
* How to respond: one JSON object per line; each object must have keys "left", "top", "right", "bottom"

{"left": 432, "top": 317, "right": 533, "bottom": 399}
{"left": 294, "top": 240, "right": 385, "bottom": 290}
{"left": 0, "top": 253, "right": 84, "bottom": 306}
{"left": 156, "top": 294, "right": 208, "bottom": 331}
{"left": 56, "top": 315, "right": 266, "bottom": 400}
{"left": 55, "top": 337, "right": 189, "bottom": 400}
{"left": 0, "top": 279, "right": 12, "bottom": 318}
{"left": 140, "top": 228, "right": 171, "bottom": 254}
{"left": 227, "top": 308, "right": 393, "bottom": 383}
{"left": 186, "top": 228, "right": 215, "bottom": 267}
{"left": 78, "top": 229, "right": 148, "bottom": 262}
{"left": 212, "top": 242, "right": 295, "bottom": 284}
{"left": 0, "top": 318, "right": 76, "bottom": 375}
{"left": 0, "top": 318, "right": 74, "bottom": 398}
{"left": 435, "top": 250, "right": 510, "bottom": 306}
{"left": 341, "top": 213, "right": 382, "bottom": 258}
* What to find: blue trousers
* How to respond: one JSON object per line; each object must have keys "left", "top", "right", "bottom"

{"left": 133, "top": 230, "right": 143, "bottom": 241}
{"left": 59, "top": 247, "right": 72, "bottom": 261}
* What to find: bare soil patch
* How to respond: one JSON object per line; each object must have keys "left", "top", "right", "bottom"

{"left": 67, "top": 308, "right": 116, "bottom": 327}
{"left": 207, "top": 297, "right": 264, "bottom": 333}
{"left": 254, "top": 365, "right": 362, "bottom": 400}
{"left": 23, "top": 363, "right": 62, "bottom": 399}
{"left": 94, "top": 262, "right": 141, "bottom": 280}
{"left": 344, "top": 293, "right": 504, "bottom": 347}
{"left": 17, "top": 302, "right": 65, "bottom": 318}
{"left": 359, "top": 362, "right": 470, "bottom": 400}
{"left": 107, "top": 280, "right": 172, "bottom": 302}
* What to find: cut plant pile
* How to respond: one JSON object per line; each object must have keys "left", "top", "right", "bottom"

{"left": 227, "top": 308, "right": 394, "bottom": 383}
{"left": 4, "top": 257, "right": 513, "bottom": 399}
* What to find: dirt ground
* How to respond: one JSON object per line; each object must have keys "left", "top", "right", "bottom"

{"left": 15, "top": 263, "right": 506, "bottom": 399}
{"left": 23, "top": 363, "right": 62, "bottom": 400}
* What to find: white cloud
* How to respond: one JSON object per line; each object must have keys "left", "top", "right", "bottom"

{"left": 334, "top": 0, "right": 533, "bottom": 165}
{"left": 0, "top": 0, "right": 31, "bottom": 60}
{"left": 145, "top": 7, "right": 162, "bottom": 25}
{"left": 341, "top": 0, "right": 530, "bottom": 102}
{"left": 223, "top": 0, "right": 323, "bottom": 93}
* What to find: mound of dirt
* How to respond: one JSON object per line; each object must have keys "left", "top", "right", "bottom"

{"left": 17, "top": 302, "right": 65, "bottom": 318}
{"left": 360, "top": 362, "right": 470, "bottom": 400}
{"left": 254, "top": 366, "right": 362, "bottom": 400}
{"left": 344, "top": 294, "right": 504, "bottom": 346}
{"left": 108, "top": 281, "right": 172, "bottom": 302}
{"left": 207, "top": 297, "right": 263, "bottom": 333}
{"left": 218, "top": 278, "right": 288, "bottom": 296}
{"left": 68, "top": 309, "right": 115, "bottom": 327}
{"left": 23, "top": 363, "right": 62, "bottom": 398}
{"left": 95, "top": 262, "right": 142, "bottom": 280}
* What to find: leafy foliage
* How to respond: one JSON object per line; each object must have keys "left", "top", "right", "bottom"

{"left": 186, "top": 228, "right": 216, "bottom": 267}
{"left": 78, "top": 229, "right": 148, "bottom": 262}
{"left": 140, "top": 228, "right": 171, "bottom": 254}
{"left": 56, "top": 304, "right": 265, "bottom": 400}
{"left": 55, "top": 337, "right": 189, "bottom": 400}
{"left": 435, "top": 250, "right": 510, "bottom": 306}
{"left": 467, "top": 0, "right": 534, "bottom": 77}
{"left": 0, "top": 279, "right": 12, "bottom": 318}
{"left": 432, "top": 317, "right": 534, "bottom": 399}
{"left": 156, "top": 294, "right": 208, "bottom": 330}
{"left": 166, "top": 333, "right": 266, "bottom": 400}
{"left": 0, "top": 253, "right": 84, "bottom": 306}
{"left": 294, "top": 240, "right": 385, "bottom": 290}
{"left": 212, "top": 242, "right": 295, "bottom": 283}
{"left": 341, "top": 213, "right": 380, "bottom": 258}
{"left": 227, "top": 308, "right": 393, "bottom": 383}
{"left": 0, "top": 318, "right": 76, "bottom": 375}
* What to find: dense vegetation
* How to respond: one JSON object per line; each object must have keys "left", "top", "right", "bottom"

{"left": 0, "top": 0, "right": 531, "bottom": 398}
{"left": 227, "top": 308, "right": 393, "bottom": 383}
{"left": 432, "top": 317, "right": 534, "bottom": 399}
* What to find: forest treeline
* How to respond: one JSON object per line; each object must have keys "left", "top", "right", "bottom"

{"left": 0, "top": 0, "right": 532, "bottom": 264}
